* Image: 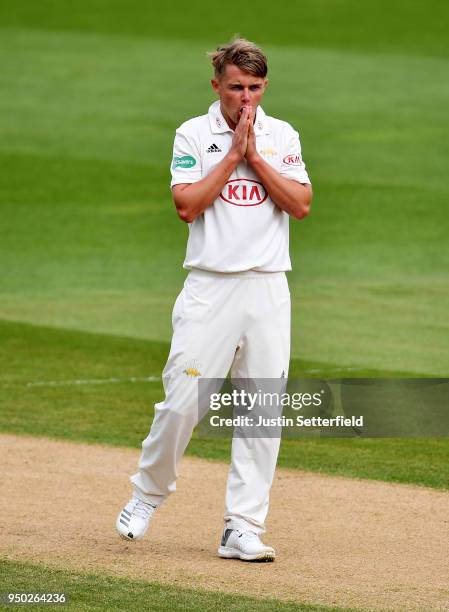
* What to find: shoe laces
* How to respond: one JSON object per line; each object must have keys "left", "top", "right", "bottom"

{"left": 129, "top": 497, "right": 155, "bottom": 520}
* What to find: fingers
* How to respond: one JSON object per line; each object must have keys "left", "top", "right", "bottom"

{"left": 237, "top": 106, "right": 250, "bottom": 128}
{"left": 231, "top": 105, "right": 253, "bottom": 158}
{"left": 241, "top": 108, "right": 253, "bottom": 140}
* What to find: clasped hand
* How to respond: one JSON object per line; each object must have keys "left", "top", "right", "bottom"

{"left": 231, "top": 106, "right": 258, "bottom": 163}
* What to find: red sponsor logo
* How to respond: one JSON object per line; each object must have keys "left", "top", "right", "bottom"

{"left": 283, "top": 153, "right": 302, "bottom": 166}
{"left": 220, "top": 179, "right": 268, "bottom": 207}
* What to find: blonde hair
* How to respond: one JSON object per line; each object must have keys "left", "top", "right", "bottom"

{"left": 208, "top": 37, "right": 268, "bottom": 79}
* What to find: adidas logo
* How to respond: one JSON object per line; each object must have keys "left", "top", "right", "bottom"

{"left": 206, "top": 143, "right": 222, "bottom": 153}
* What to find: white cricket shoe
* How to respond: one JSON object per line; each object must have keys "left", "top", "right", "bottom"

{"left": 218, "top": 528, "right": 275, "bottom": 562}
{"left": 116, "top": 495, "right": 156, "bottom": 541}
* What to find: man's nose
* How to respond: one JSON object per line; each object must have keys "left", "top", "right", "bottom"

{"left": 241, "top": 89, "right": 251, "bottom": 103}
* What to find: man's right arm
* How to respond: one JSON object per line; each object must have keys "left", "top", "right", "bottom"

{"left": 173, "top": 152, "right": 239, "bottom": 223}
{"left": 172, "top": 107, "right": 251, "bottom": 224}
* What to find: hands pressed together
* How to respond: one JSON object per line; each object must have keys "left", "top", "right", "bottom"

{"left": 230, "top": 106, "right": 258, "bottom": 163}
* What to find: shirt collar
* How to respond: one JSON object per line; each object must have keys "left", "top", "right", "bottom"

{"left": 208, "top": 100, "right": 270, "bottom": 135}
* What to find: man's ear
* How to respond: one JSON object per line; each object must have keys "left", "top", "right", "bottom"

{"left": 211, "top": 79, "right": 219, "bottom": 94}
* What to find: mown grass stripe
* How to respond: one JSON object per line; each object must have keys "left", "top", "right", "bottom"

{"left": 0, "top": 559, "right": 350, "bottom": 612}
{"left": 1, "top": 0, "right": 448, "bottom": 58}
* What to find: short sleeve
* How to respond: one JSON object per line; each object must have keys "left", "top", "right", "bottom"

{"left": 279, "top": 126, "right": 311, "bottom": 185}
{"left": 170, "top": 127, "right": 202, "bottom": 187}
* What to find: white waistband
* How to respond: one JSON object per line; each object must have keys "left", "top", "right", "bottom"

{"left": 187, "top": 269, "right": 286, "bottom": 280}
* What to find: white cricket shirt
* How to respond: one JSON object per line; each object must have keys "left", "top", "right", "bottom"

{"left": 170, "top": 100, "right": 311, "bottom": 272}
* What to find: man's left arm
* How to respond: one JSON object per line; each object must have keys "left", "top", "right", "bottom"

{"left": 246, "top": 121, "right": 312, "bottom": 220}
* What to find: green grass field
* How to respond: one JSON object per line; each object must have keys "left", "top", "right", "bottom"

{"left": 1, "top": 1, "right": 448, "bottom": 609}
{"left": 1, "top": 4, "right": 448, "bottom": 374}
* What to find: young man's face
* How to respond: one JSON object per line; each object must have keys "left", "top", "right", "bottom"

{"left": 211, "top": 64, "right": 268, "bottom": 129}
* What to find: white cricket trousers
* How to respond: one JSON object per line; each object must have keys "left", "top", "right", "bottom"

{"left": 130, "top": 269, "right": 290, "bottom": 534}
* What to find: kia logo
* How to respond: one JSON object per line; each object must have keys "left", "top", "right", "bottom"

{"left": 220, "top": 179, "right": 268, "bottom": 207}
{"left": 283, "top": 154, "right": 302, "bottom": 166}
